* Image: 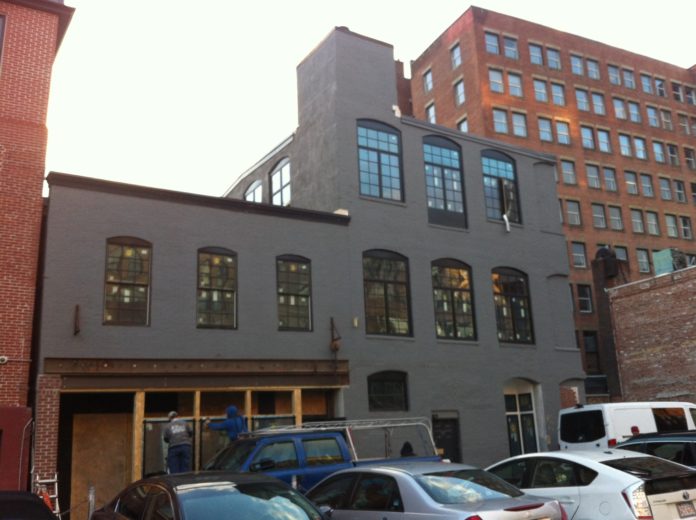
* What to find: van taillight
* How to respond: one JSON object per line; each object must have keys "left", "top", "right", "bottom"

{"left": 608, "top": 438, "right": 617, "bottom": 447}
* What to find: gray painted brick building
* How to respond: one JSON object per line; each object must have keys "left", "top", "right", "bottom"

{"left": 37, "top": 26, "right": 582, "bottom": 513}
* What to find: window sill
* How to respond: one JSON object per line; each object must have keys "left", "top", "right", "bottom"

{"left": 436, "top": 338, "right": 480, "bottom": 346}
{"left": 359, "top": 195, "right": 407, "bottom": 208}
{"left": 364, "top": 334, "right": 415, "bottom": 342}
{"left": 499, "top": 341, "right": 536, "bottom": 349}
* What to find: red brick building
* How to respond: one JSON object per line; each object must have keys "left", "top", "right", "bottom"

{"left": 0, "top": 0, "right": 72, "bottom": 490}
{"left": 608, "top": 265, "right": 696, "bottom": 401}
{"left": 406, "top": 6, "right": 696, "bottom": 401}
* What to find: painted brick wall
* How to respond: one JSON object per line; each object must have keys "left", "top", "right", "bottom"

{"left": 0, "top": 2, "right": 59, "bottom": 406}
{"left": 609, "top": 266, "right": 696, "bottom": 401}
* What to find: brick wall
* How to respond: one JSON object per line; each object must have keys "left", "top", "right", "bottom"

{"left": 0, "top": 2, "right": 59, "bottom": 406}
{"left": 609, "top": 266, "right": 696, "bottom": 401}
{"left": 33, "top": 374, "right": 61, "bottom": 479}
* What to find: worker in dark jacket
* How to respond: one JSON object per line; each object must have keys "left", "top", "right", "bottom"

{"left": 206, "top": 405, "right": 248, "bottom": 441}
{"left": 163, "top": 411, "right": 193, "bottom": 473}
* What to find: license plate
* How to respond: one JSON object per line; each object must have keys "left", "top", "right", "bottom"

{"left": 677, "top": 501, "right": 696, "bottom": 518}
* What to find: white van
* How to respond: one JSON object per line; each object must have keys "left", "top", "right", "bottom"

{"left": 559, "top": 402, "right": 696, "bottom": 450}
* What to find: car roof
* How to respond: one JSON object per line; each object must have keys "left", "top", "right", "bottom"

{"left": 335, "top": 461, "right": 477, "bottom": 476}
{"left": 560, "top": 402, "right": 696, "bottom": 413}
{"left": 619, "top": 431, "right": 696, "bottom": 443}
{"left": 139, "top": 470, "right": 285, "bottom": 488}
{"left": 492, "top": 449, "right": 647, "bottom": 465}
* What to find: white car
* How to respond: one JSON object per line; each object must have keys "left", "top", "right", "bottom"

{"left": 305, "top": 461, "right": 567, "bottom": 519}
{"left": 487, "top": 449, "right": 696, "bottom": 520}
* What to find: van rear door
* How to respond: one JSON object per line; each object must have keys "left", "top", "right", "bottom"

{"left": 559, "top": 409, "right": 606, "bottom": 449}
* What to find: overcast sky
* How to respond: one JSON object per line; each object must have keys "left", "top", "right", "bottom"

{"left": 45, "top": 0, "right": 696, "bottom": 197}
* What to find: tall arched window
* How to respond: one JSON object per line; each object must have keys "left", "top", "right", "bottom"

{"left": 368, "top": 371, "right": 408, "bottom": 411}
{"left": 482, "top": 150, "right": 521, "bottom": 223}
{"left": 424, "top": 136, "right": 466, "bottom": 227}
{"left": 270, "top": 158, "right": 291, "bottom": 206}
{"left": 276, "top": 255, "right": 312, "bottom": 331}
{"left": 244, "top": 180, "right": 263, "bottom": 203}
{"left": 362, "top": 250, "right": 411, "bottom": 336}
{"left": 357, "top": 120, "right": 403, "bottom": 201}
{"left": 431, "top": 259, "right": 475, "bottom": 340}
{"left": 491, "top": 267, "right": 533, "bottom": 343}
{"left": 197, "top": 247, "right": 237, "bottom": 328}
{"left": 104, "top": 236, "right": 152, "bottom": 325}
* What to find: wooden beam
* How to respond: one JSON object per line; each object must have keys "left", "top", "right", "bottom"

{"left": 132, "top": 392, "right": 145, "bottom": 481}
{"left": 293, "top": 389, "right": 302, "bottom": 425}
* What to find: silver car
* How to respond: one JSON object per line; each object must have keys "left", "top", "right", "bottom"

{"left": 305, "top": 461, "right": 566, "bottom": 519}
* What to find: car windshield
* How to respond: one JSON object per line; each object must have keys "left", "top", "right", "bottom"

{"left": 415, "top": 469, "right": 523, "bottom": 504}
{"left": 177, "top": 481, "right": 322, "bottom": 520}
{"left": 603, "top": 456, "right": 691, "bottom": 479}
{"left": 203, "top": 440, "right": 257, "bottom": 471}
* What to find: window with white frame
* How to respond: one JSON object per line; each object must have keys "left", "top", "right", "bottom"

{"left": 640, "top": 174, "right": 654, "bottom": 197}
{"left": 538, "top": 117, "right": 553, "bottom": 142}
{"left": 592, "top": 92, "right": 605, "bottom": 115}
{"left": 454, "top": 80, "right": 466, "bottom": 105}
{"left": 608, "top": 65, "right": 621, "bottom": 85}
{"left": 591, "top": 204, "right": 607, "bottom": 228}
{"left": 647, "top": 106, "right": 659, "bottom": 127}
{"left": 426, "top": 103, "right": 437, "bottom": 124}
{"left": 512, "top": 112, "right": 527, "bottom": 137}
{"left": 609, "top": 206, "right": 623, "bottom": 230}
{"left": 458, "top": 118, "right": 469, "bottom": 133}
{"left": 613, "top": 98, "right": 626, "bottom": 119}
{"left": 619, "top": 134, "right": 632, "bottom": 156}
{"left": 551, "top": 83, "right": 565, "bottom": 105}
{"left": 556, "top": 121, "right": 570, "bottom": 144}
{"left": 641, "top": 74, "right": 653, "bottom": 94}
{"left": 674, "top": 180, "right": 687, "bottom": 202}
{"left": 493, "top": 109, "right": 508, "bottom": 133}
{"left": 622, "top": 69, "right": 636, "bottom": 88}
{"left": 685, "top": 148, "right": 696, "bottom": 170}
{"left": 504, "top": 36, "right": 519, "bottom": 59}
{"left": 577, "top": 284, "right": 593, "bottom": 313}
{"left": 489, "top": 69, "right": 504, "bottom": 93}
{"left": 534, "top": 79, "right": 548, "bottom": 102}
{"left": 667, "top": 144, "right": 680, "bottom": 166}
{"left": 631, "top": 209, "right": 645, "bottom": 233}
{"left": 547, "top": 48, "right": 561, "bottom": 69}
{"left": 485, "top": 32, "right": 500, "bottom": 54}
{"left": 659, "top": 178, "right": 673, "bottom": 200}
{"left": 571, "top": 242, "right": 587, "bottom": 268}
{"left": 529, "top": 43, "right": 543, "bottom": 65}
{"left": 603, "top": 167, "right": 617, "bottom": 191}
{"left": 561, "top": 160, "right": 577, "bottom": 185}
{"left": 597, "top": 129, "right": 611, "bottom": 153}
{"left": 661, "top": 109, "right": 673, "bottom": 130}
{"left": 586, "top": 164, "right": 601, "bottom": 189}
{"left": 628, "top": 102, "right": 641, "bottom": 123}
{"left": 634, "top": 137, "right": 647, "bottom": 160}
{"left": 646, "top": 211, "right": 660, "bottom": 235}
{"left": 566, "top": 200, "right": 581, "bottom": 225}
{"left": 581, "top": 126, "right": 595, "bottom": 149}
{"left": 575, "top": 88, "right": 590, "bottom": 111}
{"left": 636, "top": 248, "right": 651, "bottom": 273}
{"left": 653, "top": 141, "right": 666, "bottom": 163}
{"left": 666, "top": 214, "right": 679, "bottom": 237}
{"left": 571, "top": 55, "right": 584, "bottom": 75}
{"left": 244, "top": 180, "right": 263, "bottom": 203}
{"left": 625, "top": 171, "right": 638, "bottom": 194}
{"left": 679, "top": 114, "right": 690, "bottom": 135}
{"left": 423, "top": 69, "right": 433, "bottom": 93}
{"left": 655, "top": 78, "right": 666, "bottom": 97}
{"left": 686, "top": 86, "right": 696, "bottom": 105}
{"left": 680, "top": 216, "right": 693, "bottom": 239}
{"left": 673, "top": 82, "right": 684, "bottom": 102}
{"left": 451, "top": 43, "right": 462, "bottom": 68}
{"left": 587, "top": 59, "right": 600, "bottom": 79}
{"left": 615, "top": 246, "right": 629, "bottom": 262}
{"left": 508, "top": 73, "right": 523, "bottom": 97}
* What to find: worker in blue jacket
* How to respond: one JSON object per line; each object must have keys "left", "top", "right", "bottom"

{"left": 206, "top": 405, "right": 248, "bottom": 440}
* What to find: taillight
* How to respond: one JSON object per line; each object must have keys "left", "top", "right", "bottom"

{"left": 621, "top": 482, "right": 653, "bottom": 520}
{"left": 560, "top": 502, "right": 569, "bottom": 520}
{"left": 464, "top": 516, "right": 482, "bottom": 520}
{"left": 608, "top": 438, "right": 617, "bottom": 447}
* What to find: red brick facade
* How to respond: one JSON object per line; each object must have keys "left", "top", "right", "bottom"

{"left": 609, "top": 266, "right": 696, "bottom": 401}
{"left": 0, "top": 2, "right": 71, "bottom": 406}
{"left": 407, "top": 7, "right": 696, "bottom": 399}
{"left": 33, "top": 374, "right": 62, "bottom": 478}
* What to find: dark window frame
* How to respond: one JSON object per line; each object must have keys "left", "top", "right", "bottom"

{"left": 482, "top": 149, "right": 521, "bottom": 224}
{"left": 357, "top": 119, "right": 404, "bottom": 202}
{"left": 362, "top": 250, "right": 412, "bottom": 336}
{"left": 103, "top": 236, "right": 152, "bottom": 326}
{"left": 197, "top": 247, "right": 237, "bottom": 329}
{"left": 276, "top": 254, "right": 313, "bottom": 331}
{"left": 423, "top": 135, "right": 467, "bottom": 228}
{"left": 368, "top": 370, "right": 409, "bottom": 412}
{"left": 431, "top": 258, "right": 476, "bottom": 340}
{"left": 491, "top": 267, "right": 534, "bottom": 344}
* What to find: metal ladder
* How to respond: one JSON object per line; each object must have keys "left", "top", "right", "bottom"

{"left": 34, "top": 472, "right": 60, "bottom": 515}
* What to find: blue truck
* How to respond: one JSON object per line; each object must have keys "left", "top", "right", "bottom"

{"left": 204, "top": 417, "right": 441, "bottom": 491}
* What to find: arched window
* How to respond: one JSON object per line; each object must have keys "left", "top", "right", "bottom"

{"left": 368, "top": 371, "right": 408, "bottom": 411}
{"left": 362, "top": 250, "right": 411, "bottom": 336}
{"left": 491, "top": 267, "right": 533, "bottom": 343}
{"left": 104, "top": 237, "right": 152, "bottom": 325}
{"left": 357, "top": 120, "right": 403, "bottom": 201}
{"left": 276, "top": 255, "right": 312, "bottom": 331}
{"left": 244, "top": 180, "right": 263, "bottom": 203}
{"left": 481, "top": 150, "right": 521, "bottom": 223}
{"left": 270, "top": 158, "right": 291, "bottom": 206}
{"left": 423, "top": 136, "right": 466, "bottom": 228}
{"left": 197, "top": 247, "right": 237, "bottom": 328}
{"left": 431, "top": 259, "right": 475, "bottom": 340}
